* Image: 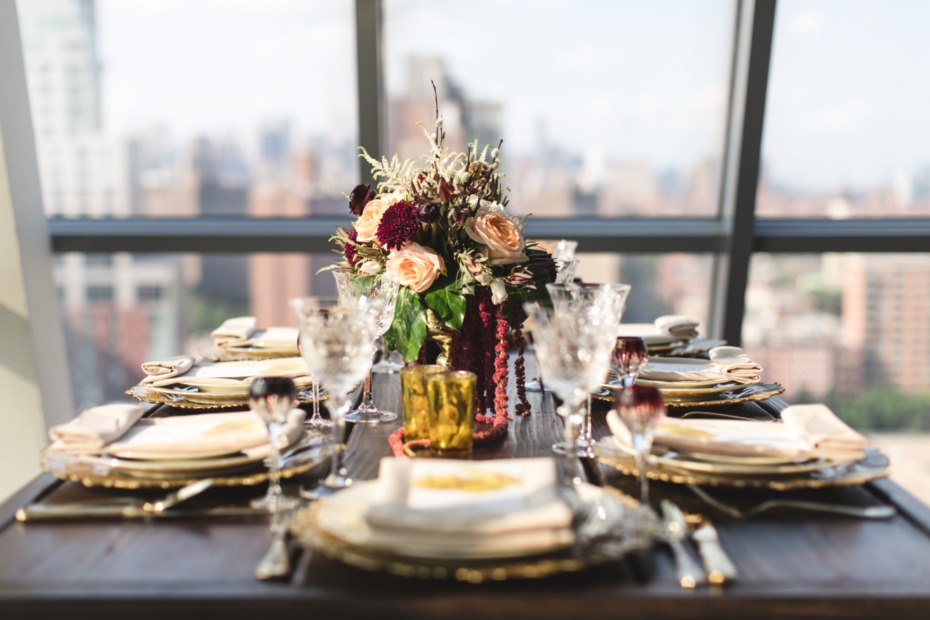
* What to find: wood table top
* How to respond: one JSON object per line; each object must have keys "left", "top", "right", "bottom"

{"left": 2, "top": 370, "right": 930, "bottom": 620}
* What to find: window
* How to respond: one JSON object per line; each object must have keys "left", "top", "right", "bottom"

{"left": 383, "top": 0, "right": 737, "bottom": 218}
{"left": 758, "top": 0, "right": 930, "bottom": 218}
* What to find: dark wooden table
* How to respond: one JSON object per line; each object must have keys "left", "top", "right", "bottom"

{"left": 2, "top": 371, "right": 930, "bottom": 620}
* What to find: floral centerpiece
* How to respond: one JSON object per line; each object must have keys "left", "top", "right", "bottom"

{"left": 332, "top": 112, "right": 555, "bottom": 448}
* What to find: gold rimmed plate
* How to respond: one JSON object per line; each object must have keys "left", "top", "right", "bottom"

{"left": 40, "top": 442, "right": 328, "bottom": 490}
{"left": 593, "top": 381, "right": 784, "bottom": 409}
{"left": 289, "top": 480, "right": 656, "bottom": 582}
{"left": 595, "top": 437, "right": 889, "bottom": 490}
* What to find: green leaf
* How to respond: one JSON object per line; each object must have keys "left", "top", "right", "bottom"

{"left": 424, "top": 277, "right": 467, "bottom": 331}
{"left": 384, "top": 287, "right": 428, "bottom": 362}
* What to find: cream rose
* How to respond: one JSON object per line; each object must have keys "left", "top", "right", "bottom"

{"left": 464, "top": 207, "right": 527, "bottom": 266}
{"left": 385, "top": 242, "right": 446, "bottom": 293}
{"left": 354, "top": 192, "right": 404, "bottom": 243}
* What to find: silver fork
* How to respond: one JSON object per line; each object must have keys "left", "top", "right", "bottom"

{"left": 688, "top": 484, "right": 897, "bottom": 519}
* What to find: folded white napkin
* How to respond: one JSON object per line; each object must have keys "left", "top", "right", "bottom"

{"left": 616, "top": 315, "right": 699, "bottom": 344}
{"left": 104, "top": 408, "right": 306, "bottom": 459}
{"left": 708, "top": 346, "right": 763, "bottom": 384}
{"left": 607, "top": 403, "right": 866, "bottom": 463}
{"left": 140, "top": 355, "right": 196, "bottom": 385}
{"left": 211, "top": 316, "right": 257, "bottom": 347}
{"left": 363, "top": 458, "right": 574, "bottom": 555}
{"left": 143, "top": 357, "right": 312, "bottom": 389}
{"left": 48, "top": 404, "right": 145, "bottom": 454}
{"left": 230, "top": 326, "right": 299, "bottom": 352}
{"left": 780, "top": 404, "right": 868, "bottom": 462}
{"left": 655, "top": 315, "right": 700, "bottom": 340}
{"left": 639, "top": 346, "right": 762, "bottom": 386}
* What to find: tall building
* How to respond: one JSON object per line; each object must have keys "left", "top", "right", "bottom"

{"left": 18, "top": 0, "right": 184, "bottom": 406}
{"left": 842, "top": 254, "right": 930, "bottom": 393}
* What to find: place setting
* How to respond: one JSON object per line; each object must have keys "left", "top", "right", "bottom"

{"left": 596, "top": 340, "right": 785, "bottom": 409}
{"left": 203, "top": 315, "right": 300, "bottom": 361}
{"left": 126, "top": 355, "right": 324, "bottom": 409}
{"left": 39, "top": 381, "right": 329, "bottom": 491}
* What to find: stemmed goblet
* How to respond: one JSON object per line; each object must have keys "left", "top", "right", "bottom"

{"left": 332, "top": 269, "right": 400, "bottom": 424}
{"left": 293, "top": 299, "right": 380, "bottom": 498}
{"left": 546, "top": 282, "right": 632, "bottom": 449}
{"left": 290, "top": 298, "right": 338, "bottom": 430}
{"left": 249, "top": 376, "right": 301, "bottom": 512}
{"left": 614, "top": 336, "right": 649, "bottom": 389}
{"left": 524, "top": 302, "right": 616, "bottom": 458}
{"left": 615, "top": 384, "right": 666, "bottom": 504}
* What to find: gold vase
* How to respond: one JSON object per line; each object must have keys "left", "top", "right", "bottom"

{"left": 424, "top": 309, "right": 454, "bottom": 368}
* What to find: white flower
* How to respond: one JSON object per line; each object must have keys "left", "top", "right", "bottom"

{"left": 490, "top": 278, "right": 507, "bottom": 305}
{"left": 358, "top": 260, "right": 382, "bottom": 275}
{"left": 475, "top": 271, "right": 492, "bottom": 286}
{"left": 436, "top": 116, "right": 444, "bottom": 128}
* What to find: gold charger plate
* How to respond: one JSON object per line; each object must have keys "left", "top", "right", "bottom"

{"left": 126, "top": 384, "right": 327, "bottom": 410}
{"left": 289, "top": 481, "right": 656, "bottom": 583}
{"left": 595, "top": 437, "right": 889, "bottom": 491}
{"left": 593, "top": 381, "right": 785, "bottom": 409}
{"left": 40, "top": 443, "right": 328, "bottom": 490}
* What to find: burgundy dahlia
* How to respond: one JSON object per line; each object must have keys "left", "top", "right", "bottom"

{"left": 376, "top": 201, "right": 420, "bottom": 250}
{"left": 348, "top": 184, "right": 374, "bottom": 216}
{"left": 344, "top": 228, "right": 360, "bottom": 266}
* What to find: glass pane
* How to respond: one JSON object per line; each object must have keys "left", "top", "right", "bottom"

{"left": 383, "top": 0, "right": 736, "bottom": 218}
{"left": 759, "top": 0, "right": 930, "bottom": 218}
{"left": 18, "top": 0, "right": 358, "bottom": 218}
{"left": 743, "top": 252, "right": 930, "bottom": 503}
{"left": 56, "top": 252, "right": 342, "bottom": 409}
{"left": 572, "top": 251, "right": 714, "bottom": 328}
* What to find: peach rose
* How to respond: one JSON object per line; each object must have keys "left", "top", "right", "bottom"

{"left": 354, "top": 192, "right": 404, "bottom": 243}
{"left": 464, "top": 206, "right": 527, "bottom": 266}
{"left": 385, "top": 242, "right": 446, "bottom": 293}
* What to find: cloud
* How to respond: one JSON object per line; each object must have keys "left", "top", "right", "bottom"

{"left": 803, "top": 100, "right": 872, "bottom": 134}
{"left": 786, "top": 10, "right": 823, "bottom": 37}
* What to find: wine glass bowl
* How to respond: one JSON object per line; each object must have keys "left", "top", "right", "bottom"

{"left": 613, "top": 336, "right": 649, "bottom": 389}
{"left": 293, "top": 301, "right": 379, "bottom": 497}
{"left": 331, "top": 270, "right": 400, "bottom": 424}
{"left": 615, "top": 384, "right": 666, "bottom": 504}
{"left": 249, "top": 376, "right": 300, "bottom": 512}
{"left": 524, "top": 302, "right": 616, "bottom": 458}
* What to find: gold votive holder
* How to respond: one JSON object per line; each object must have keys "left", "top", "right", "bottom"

{"left": 425, "top": 370, "right": 476, "bottom": 457}
{"left": 400, "top": 364, "right": 444, "bottom": 442}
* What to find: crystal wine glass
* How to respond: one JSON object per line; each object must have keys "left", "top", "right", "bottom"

{"left": 249, "top": 376, "right": 301, "bottom": 512}
{"left": 294, "top": 300, "right": 379, "bottom": 498}
{"left": 546, "top": 282, "right": 632, "bottom": 448}
{"left": 614, "top": 336, "right": 649, "bottom": 389}
{"left": 615, "top": 384, "right": 666, "bottom": 504}
{"left": 290, "top": 297, "right": 337, "bottom": 430}
{"left": 524, "top": 302, "right": 616, "bottom": 458}
{"left": 332, "top": 268, "right": 400, "bottom": 424}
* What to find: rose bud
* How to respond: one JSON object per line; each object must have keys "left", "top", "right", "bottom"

{"left": 417, "top": 201, "right": 440, "bottom": 224}
{"left": 348, "top": 184, "right": 374, "bottom": 216}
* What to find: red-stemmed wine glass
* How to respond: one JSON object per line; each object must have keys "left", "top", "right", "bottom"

{"left": 613, "top": 336, "right": 649, "bottom": 389}
{"left": 615, "top": 384, "right": 666, "bottom": 504}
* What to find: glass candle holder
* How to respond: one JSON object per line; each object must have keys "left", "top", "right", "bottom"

{"left": 425, "top": 370, "right": 476, "bottom": 457}
{"left": 400, "top": 364, "right": 444, "bottom": 442}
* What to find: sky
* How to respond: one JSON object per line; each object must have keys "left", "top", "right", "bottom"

{"left": 93, "top": 0, "right": 930, "bottom": 194}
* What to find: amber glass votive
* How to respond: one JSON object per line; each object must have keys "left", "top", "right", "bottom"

{"left": 425, "top": 370, "right": 476, "bottom": 457}
{"left": 400, "top": 364, "right": 444, "bottom": 442}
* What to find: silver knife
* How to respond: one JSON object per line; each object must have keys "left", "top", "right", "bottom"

{"left": 692, "top": 520, "right": 738, "bottom": 585}
{"left": 16, "top": 477, "right": 217, "bottom": 522}
{"left": 16, "top": 504, "right": 273, "bottom": 522}
{"left": 660, "top": 500, "right": 707, "bottom": 588}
